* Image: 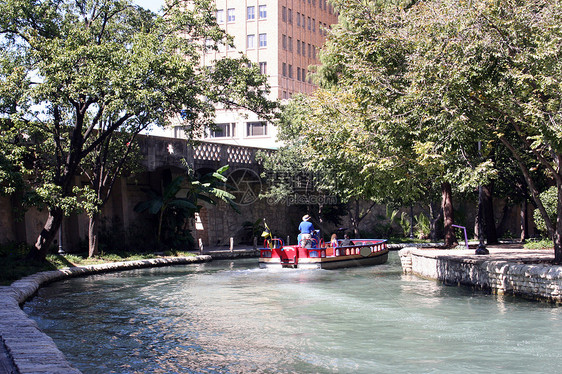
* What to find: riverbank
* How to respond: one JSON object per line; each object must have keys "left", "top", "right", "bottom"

{"left": 399, "top": 244, "right": 562, "bottom": 303}
{"left": 0, "top": 246, "right": 263, "bottom": 374}
{"left": 0, "top": 255, "right": 215, "bottom": 374}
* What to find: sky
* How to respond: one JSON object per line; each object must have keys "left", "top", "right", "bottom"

{"left": 134, "top": 0, "right": 164, "bottom": 13}
{"left": 134, "top": 0, "right": 166, "bottom": 135}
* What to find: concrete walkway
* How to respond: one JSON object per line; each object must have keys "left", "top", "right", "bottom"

{"left": 399, "top": 244, "right": 562, "bottom": 303}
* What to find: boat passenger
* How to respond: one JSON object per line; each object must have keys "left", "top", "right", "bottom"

{"left": 330, "top": 233, "right": 338, "bottom": 247}
{"left": 299, "top": 215, "right": 314, "bottom": 247}
{"left": 341, "top": 234, "right": 352, "bottom": 247}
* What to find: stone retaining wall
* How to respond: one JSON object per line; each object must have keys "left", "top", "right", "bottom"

{"left": 0, "top": 255, "right": 211, "bottom": 374}
{"left": 399, "top": 247, "right": 562, "bottom": 303}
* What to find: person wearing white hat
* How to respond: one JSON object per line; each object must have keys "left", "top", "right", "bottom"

{"left": 298, "top": 215, "right": 314, "bottom": 247}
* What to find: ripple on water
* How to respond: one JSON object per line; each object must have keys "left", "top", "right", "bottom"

{"left": 23, "top": 254, "right": 562, "bottom": 374}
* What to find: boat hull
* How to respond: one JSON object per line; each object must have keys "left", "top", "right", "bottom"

{"left": 259, "top": 240, "right": 389, "bottom": 270}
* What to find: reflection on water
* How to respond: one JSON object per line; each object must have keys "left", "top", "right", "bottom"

{"left": 24, "top": 252, "right": 562, "bottom": 373}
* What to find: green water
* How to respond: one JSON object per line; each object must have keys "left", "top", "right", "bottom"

{"left": 24, "top": 252, "right": 562, "bottom": 373}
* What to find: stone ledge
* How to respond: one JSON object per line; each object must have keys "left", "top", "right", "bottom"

{"left": 399, "top": 247, "right": 562, "bottom": 303}
{"left": 0, "top": 255, "right": 212, "bottom": 374}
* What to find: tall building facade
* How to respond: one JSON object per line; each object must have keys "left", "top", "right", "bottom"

{"left": 166, "top": 0, "right": 338, "bottom": 148}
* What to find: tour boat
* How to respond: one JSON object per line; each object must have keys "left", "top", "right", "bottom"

{"left": 259, "top": 238, "right": 388, "bottom": 270}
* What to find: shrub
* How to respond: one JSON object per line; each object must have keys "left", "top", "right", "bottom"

{"left": 533, "top": 186, "right": 557, "bottom": 236}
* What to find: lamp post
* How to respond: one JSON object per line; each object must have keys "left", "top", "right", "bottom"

{"left": 57, "top": 220, "right": 65, "bottom": 254}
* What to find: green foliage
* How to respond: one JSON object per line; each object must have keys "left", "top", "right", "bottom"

{"left": 533, "top": 187, "right": 558, "bottom": 236}
{"left": 242, "top": 219, "right": 266, "bottom": 241}
{"left": 0, "top": 0, "right": 276, "bottom": 258}
{"left": 414, "top": 213, "right": 431, "bottom": 240}
{"left": 372, "top": 206, "right": 400, "bottom": 238}
{"left": 524, "top": 239, "right": 554, "bottom": 250}
{"left": 135, "top": 165, "right": 237, "bottom": 250}
{"left": 0, "top": 246, "right": 196, "bottom": 285}
{"left": 399, "top": 212, "right": 411, "bottom": 238}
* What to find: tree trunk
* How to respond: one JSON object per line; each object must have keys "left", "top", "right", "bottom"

{"left": 347, "top": 199, "right": 360, "bottom": 238}
{"left": 555, "top": 183, "right": 562, "bottom": 264}
{"left": 428, "top": 201, "right": 441, "bottom": 242}
{"left": 88, "top": 213, "right": 100, "bottom": 258}
{"left": 441, "top": 182, "right": 457, "bottom": 248}
{"left": 520, "top": 199, "right": 528, "bottom": 242}
{"left": 28, "top": 207, "right": 63, "bottom": 261}
{"left": 482, "top": 183, "right": 498, "bottom": 244}
{"left": 352, "top": 200, "right": 360, "bottom": 238}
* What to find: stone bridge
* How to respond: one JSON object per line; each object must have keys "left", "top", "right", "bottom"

{"left": 138, "top": 134, "right": 273, "bottom": 173}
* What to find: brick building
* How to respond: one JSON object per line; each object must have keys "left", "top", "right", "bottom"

{"left": 165, "top": 0, "right": 339, "bottom": 148}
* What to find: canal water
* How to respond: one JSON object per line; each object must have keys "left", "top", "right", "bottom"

{"left": 24, "top": 252, "right": 562, "bottom": 373}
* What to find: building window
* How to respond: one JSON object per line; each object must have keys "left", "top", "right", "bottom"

{"left": 288, "top": 8, "right": 292, "bottom": 24}
{"left": 282, "top": 35, "right": 287, "bottom": 50}
{"left": 247, "top": 34, "right": 255, "bottom": 48}
{"left": 312, "top": 18, "right": 316, "bottom": 32}
{"left": 259, "top": 62, "right": 267, "bottom": 75}
{"left": 282, "top": 6, "right": 286, "bottom": 22}
{"left": 302, "top": 14, "right": 305, "bottom": 28}
{"left": 259, "top": 5, "right": 267, "bottom": 18}
{"left": 308, "top": 43, "right": 312, "bottom": 58}
{"left": 288, "top": 37, "right": 293, "bottom": 52}
{"left": 297, "top": 12, "right": 301, "bottom": 26}
{"left": 288, "top": 64, "right": 293, "bottom": 78}
{"left": 259, "top": 33, "right": 267, "bottom": 47}
{"left": 227, "top": 8, "right": 235, "bottom": 22}
{"left": 216, "top": 9, "right": 224, "bottom": 24}
{"left": 282, "top": 63, "right": 287, "bottom": 77}
{"left": 308, "top": 17, "right": 311, "bottom": 30}
{"left": 247, "top": 122, "right": 267, "bottom": 136}
{"left": 247, "top": 6, "right": 255, "bottom": 20}
{"left": 211, "top": 123, "right": 235, "bottom": 138}
{"left": 297, "top": 67, "right": 301, "bottom": 81}
{"left": 297, "top": 39, "right": 300, "bottom": 54}
{"left": 302, "top": 41, "right": 306, "bottom": 56}
{"left": 283, "top": 91, "right": 288, "bottom": 99}
{"left": 312, "top": 45, "right": 316, "bottom": 59}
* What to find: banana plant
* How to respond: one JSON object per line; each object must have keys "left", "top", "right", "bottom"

{"left": 135, "top": 165, "right": 237, "bottom": 247}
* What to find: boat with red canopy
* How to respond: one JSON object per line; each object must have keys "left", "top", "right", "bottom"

{"left": 259, "top": 237, "right": 388, "bottom": 270}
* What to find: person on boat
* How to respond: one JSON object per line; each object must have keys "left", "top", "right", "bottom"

{"left": 341, "top": 234, "right": 352, "bottom": 247}
{"left": 299, "top": 215, "right": 314, "bottom": 247}
{"left": 330, "top": 233, "right": 338, "bottom": 247}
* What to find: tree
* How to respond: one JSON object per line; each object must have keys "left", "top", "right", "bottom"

{"left": 81, "top": 131, "right": 142, "bottom": 257}
{"left": 397, "top": 0, "right": 562, "bottom": 259}
{"left": 0, "top": 0, "right": 276, "bottom": 261}
{"left": 280, "top": 0, "right": 562, "bottom": 256}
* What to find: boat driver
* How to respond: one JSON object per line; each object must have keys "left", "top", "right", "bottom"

{"left": 298, "top": 215, "right": 314, "bottom": 247}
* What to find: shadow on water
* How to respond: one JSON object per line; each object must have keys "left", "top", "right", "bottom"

{"left": 23, "top": 252, "right": 562, "bottom": 374}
